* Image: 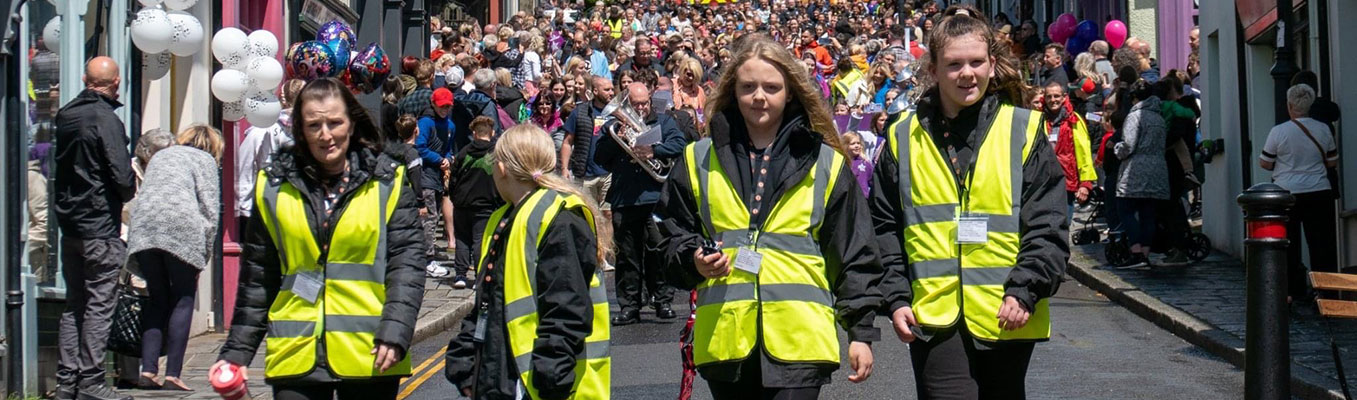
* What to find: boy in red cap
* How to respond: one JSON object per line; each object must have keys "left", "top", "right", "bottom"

{"left": 416, "top": 87, "right": 462, "bottom": 283}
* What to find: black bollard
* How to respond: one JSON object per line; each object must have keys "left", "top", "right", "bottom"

{"left": 1237, "top": 183, "right": 1295, "bottom": 400}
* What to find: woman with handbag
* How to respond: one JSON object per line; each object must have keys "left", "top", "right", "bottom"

{"left": 213, "top": 78, "right": 426, "bottom": 399}
{"left": 1259, "top": 83, "right": 1340, "bottom": 302}
{"left": 125, "top": 125, "right": 224, "bottom": 390}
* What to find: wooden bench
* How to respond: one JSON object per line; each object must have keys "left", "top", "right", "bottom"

{"left": 1311, "top": 272, "right": 1357, "bottom": 318}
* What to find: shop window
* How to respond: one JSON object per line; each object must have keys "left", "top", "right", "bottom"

{"left": 25, "top": 0, "right": 61, "bottom": 290}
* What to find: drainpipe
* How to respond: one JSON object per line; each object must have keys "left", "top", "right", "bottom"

{"left": 1, "top": 0, "right": 26, "bottom": 396}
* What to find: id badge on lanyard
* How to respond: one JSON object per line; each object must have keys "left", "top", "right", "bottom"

{"left": 956, "top": 173, "right": 987, "bottom": 245}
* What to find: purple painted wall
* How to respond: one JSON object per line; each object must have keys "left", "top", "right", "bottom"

{"left": 1157, "top": 0, "right": 1197, "bottom": 74}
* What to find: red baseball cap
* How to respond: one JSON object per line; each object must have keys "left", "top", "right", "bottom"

{"left": 432, "top": 88, "right": 454, "bottom": 108}
{"left": 1080, "top": 78, "right": 1097, "bottom": 95}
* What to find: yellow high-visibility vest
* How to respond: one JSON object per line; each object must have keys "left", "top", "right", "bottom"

{"left": 887, "top": 103, "right": 1051, "bottom": 341}
{"left": 683, "top": 138, "right": 844, "bottom": 366}
{"left": 608, "top": 19, "right": 625, "bottom": 38}
{"left": 255, "top": 164, "right": 412, "bottom": 379}
{"left": 479, "top": 189, "right": 611, "bottom": 400}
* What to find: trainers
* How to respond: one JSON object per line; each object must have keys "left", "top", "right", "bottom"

{"left": 54, "top": 384, "right": 77, "bottom": 400}
{"left": 425, "top": 261, "right": 451, "bottom": 278}
{"left": 452, "top": 275, "right": 468, "bottom": 289}
{"left": 1157, "top": 249, "right": 1191, "bottom": 267}
{"left": 76, "top": 384, "right": 131, "bottom": 400}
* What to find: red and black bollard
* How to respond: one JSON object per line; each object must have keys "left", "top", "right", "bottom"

{"left": 1237, "top": 182, "right": 1295, "bottom": 400}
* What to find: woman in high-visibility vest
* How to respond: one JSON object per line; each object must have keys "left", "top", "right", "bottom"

{"left": 444, "top": 124, "right": 613, "bottom": 400}
{"left": 213, "top": 77, "right": 427, "bottom": 399}
{"left": 870, "top": 6, "right": 1068, "bottom": 399}
{"left": 653, "top": 33, "right": 884, "bottom": 398}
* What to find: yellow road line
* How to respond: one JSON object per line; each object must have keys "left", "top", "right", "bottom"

{"left": 400, "top": 344, "right": 449, "bottom": 385}
{"left": 397, "top": 359, "right": 446, "bottom": 400}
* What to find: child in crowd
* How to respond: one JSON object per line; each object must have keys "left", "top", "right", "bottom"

{"left": 842, "top": 131, "right": 873, "bottom": 197}
{"left": 447, "top": 116, "right": 504, "bottom": 289}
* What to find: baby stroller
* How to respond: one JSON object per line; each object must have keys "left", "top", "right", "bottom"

{"left": 1071, "top": 187, "right": 1105, "bottom": 246}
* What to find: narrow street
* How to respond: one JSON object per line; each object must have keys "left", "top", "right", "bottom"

{"left": 397, "top": 278, "right": 1244, "bottom": 399}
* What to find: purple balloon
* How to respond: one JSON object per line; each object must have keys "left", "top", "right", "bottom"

{"left": 287, "top": 40, "right": 338, "bottom": 81}
{"left": 1075, "top": 20, "right": 1099, "bottom": 42}
{"left": 317, "top": 20, "right": 356, "bottom": 53}
{"left": 347, "top": 43, "right": 391, "bottom": 94}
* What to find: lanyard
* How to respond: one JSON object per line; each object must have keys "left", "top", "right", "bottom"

{"left": 746, "top": 148, "right": 774, "bottom": 238}
{"left": 944, "top": 134, "right": 982, "bottom": 215}
{"left": 476, "top": 217, "right": 514, "bottom": 311}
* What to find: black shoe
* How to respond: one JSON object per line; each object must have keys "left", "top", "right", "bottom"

{"left": 76, "top": 384, "right": 132, "bottom": 400}
{"left": 54, "top": 384, "right": 77, "bottom": 400}
{"left": 655, "top": 304, "right": 677, "bottom": 319}
{"left": 611, "top": 309, "right": 640, "bottom": 326}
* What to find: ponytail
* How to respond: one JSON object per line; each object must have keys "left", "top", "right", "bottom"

{"left": 493, "top": 124, "right": 614, "bottom": 265}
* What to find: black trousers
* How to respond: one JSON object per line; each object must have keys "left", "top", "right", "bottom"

{"left": 909, "top": 328, "right": 1035, "bottom": 400}
{"left": 1287, "top": 190, "right": 1339, "bottom": 298}
{"left": 453, "top": 206, "right": 496, "bottom": 277}
{"left": 611, "top": 205, "right": 673, "bottom": 311}
{"left": 137, "top": 249, "right": 200, "bottom": 378}
{"left": 271, "top": 380, "right": 399, "bottom": 400}
{"left": 706, "top": 356, "right": 821, "bottom": 400}
{"left": 56, "top": 236, "right": 125, "bottom": 388}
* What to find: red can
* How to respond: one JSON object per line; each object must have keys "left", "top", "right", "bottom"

{"left": 210, "top": 363, "right": 250, "bottom": 400}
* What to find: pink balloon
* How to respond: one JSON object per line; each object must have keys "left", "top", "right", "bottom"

{"left": 1056, "top": 13, "right": 1077, "bottom": 36}
{"left": 1105, "top": 20, "right": 1128, "bottom": 49}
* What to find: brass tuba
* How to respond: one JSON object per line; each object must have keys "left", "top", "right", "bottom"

{"left": 601, "top": 90, "right": 672, "bottom": 182}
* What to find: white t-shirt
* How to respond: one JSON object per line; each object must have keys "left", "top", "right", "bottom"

{"left": 1261, "top": 117, "right": 1338, "bottom": 194}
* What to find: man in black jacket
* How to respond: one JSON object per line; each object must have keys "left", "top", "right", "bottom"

{"left": 52, "top": 56, "right": 136, "bottom": 400}
{"left": 595, "top": 83, "right": 687, "bottom": 324}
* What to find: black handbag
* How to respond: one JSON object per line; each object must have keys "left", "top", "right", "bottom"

{"left": 107, "top": 274, "right": 146, "bottom": 357}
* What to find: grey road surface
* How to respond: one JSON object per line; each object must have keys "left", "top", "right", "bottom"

{"left": 398, "top": 278, "right": 1243, "bottom": 400}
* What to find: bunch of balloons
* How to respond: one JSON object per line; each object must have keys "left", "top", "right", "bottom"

{"left": 1045, "top": 14, "right": 1129, "bottom": 57}
{"left": 210, "top": 27, "right": 284, "bottom": 127}
{"left": 127, "top": 0, "right": 204, "bottom": 80}
{"left": 284, "top": 20, "right": 390, "bottom": 94}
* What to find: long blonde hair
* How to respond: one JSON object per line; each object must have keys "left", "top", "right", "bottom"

{"left": 492, "top": 125, "right": 613, "bottom": 263}
{"left": 704, "top": 34, "right": 840, "bottom": 151}
{"left": 1073, "top": 52, "right": 1103, "bottom": 86}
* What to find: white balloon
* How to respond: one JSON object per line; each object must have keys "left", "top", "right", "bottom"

{"left": 222, "top": 100, "right": 246, "bottom": 122}
{"left": 247, "top": 57, "right": 285, "bottom": 91}
{"left": 247, "top": 30, "right": 279, "bottom": 59}
{"left": 162, "top": 0, "right": 197, "bottom": 11}
{"left": 41, "top": 17, "right": 59, "bottom": 54}
{"left": 211, "top": 28, "right": 250, "bottom": 69}
{"left": 137, "top": 0, "right": 162, "bottom": 7}
{"left": 244, "top": 90, "right": 282, "bottom": 127}
{"left": 143, "top": 52, "right": 173, "bottom": 80}
{"left": 131, "top": 8, "right": 174, "bottom": 54}
{"left": 210, "top": 69, "right": 252, "bottom": 102}
{"left": 165, "top": 11, "right": 204, "bottom": 56}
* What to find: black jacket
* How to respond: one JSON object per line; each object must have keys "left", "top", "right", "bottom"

{"left": 453, "top": 90, "right": 503, "bottom": 148}
{"left": 495, "top": 86, "right": 526, "bottom": 123}
{"left": 445, "top": 194, "right": 597, "bottom": 400}
{"left": 567, "top": 101, "right": 607, "bottom": 178}
{"left": 869, "top": 93, "right": 1068, "bottom": 336}
{"left": 593, "top": 112, "right": 687, "bottom": 208}
{"left": 219, "top": 146, "right": 427, "bottom": 384}
{"left": 53, "top": 89, "right": 136, "bottom": 239}
{"left": 448, "top": 139, "right": 504, "bottom": 210}
{"left": 653, "top": 109, "right": 884, "bottom": 387}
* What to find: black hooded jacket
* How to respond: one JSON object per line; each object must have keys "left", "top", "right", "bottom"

{"left": 869, "top": 92, "right": 1068, "bottom": 340}
{"left": 447, "top": 139, "right": 504, "bottom": 209}
{"left": 653, "top": 108, "right": 884, "bottom": 387}
{"left": 219, "top": 145, "right": 427, "bottom": 384}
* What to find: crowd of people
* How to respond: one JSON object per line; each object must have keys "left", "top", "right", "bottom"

{"left": 38, "top": 0, "right": 1350, "bottom": 399}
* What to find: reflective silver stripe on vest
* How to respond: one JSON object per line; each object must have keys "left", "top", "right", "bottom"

{"left": 693, "top": 139, "right": 717, "bottom": 238}
{"left": 757, "top": 232, "right": 820, "bottom": 256}
{"left": 896, "top": 112, "right": 915, "bottom": 209}
{"left": 904, "top": 203, "right": 957, "bottom": 225}
{"left": 269, "top": 320, "right": 316, "bottom": 338}
{"left": 760, "top": 283, "right": 833, "bottom": 308}
{"left": 261, "top": 182, "right": 289, "bottom": 268}
{"left": 522, "top": 190, "right": 561, "bottom": 297}
{"left": 1009, "top": 109, "right": 1030, "bottom": 206}
{"left": 324, "top": 315, "right": 382, "bottom": 333}
{"left": 808, "top": 144, "right": 836, "bottom": 230}
{"left": 514, "top": 340, "right": 611, "bottom": 378}
{"left": 961, "top": 267, "right": 1013, "bottom": 286}
{"left": 696, "top": 282, "right": 757, "bottom": 307}
{"left": 278, "top": 263, "right": 387, "bottom": 292}
{"left": 374, "top": 174, "right": 396, "bottom": 283}
{"left": 909, "top": 258, "right": 958, "bottom": 280}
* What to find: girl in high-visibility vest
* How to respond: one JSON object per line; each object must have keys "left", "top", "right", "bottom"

{"left": 214, "top": 77, "right": 427, "bottom": 399}
{"left": 870, "top": 6, "right": 1068, "bottom": 399}
{"left": 653, "top": 34, "right": 884, "bottom": 398}
{"left": 445, "top": 124, "right": 613, "bottom": 400}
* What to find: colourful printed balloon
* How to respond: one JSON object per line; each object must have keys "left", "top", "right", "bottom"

{"left": 326, "top": 38, "right": 352, "bottom": 76}
{"left": 283, "top": 42, "right": 303, "bottom": 78}
{"left": 346, "top": 43, "right": 391, "bottom": 94}
{"left": 316, "top": 20, "right": 356, "bottom": 54}
{"left": 286, "top": 40, "right": 338, "bottom": 80}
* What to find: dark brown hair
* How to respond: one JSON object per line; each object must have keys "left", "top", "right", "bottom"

{"left": 923, "top": 5, "right": 1030, "bottom": 105}
{"left": 290, "top": 78, "right": 384, "bottom": 172}
{"left": 395, "top": 114, "right": 419, "bottom": 142}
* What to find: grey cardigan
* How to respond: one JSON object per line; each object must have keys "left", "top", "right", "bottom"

{"left": 1114, "top": 96, "right": 1170, "bottom": 200}
{"left": 127, "top": 146, "right": 221, "bottom": 270}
